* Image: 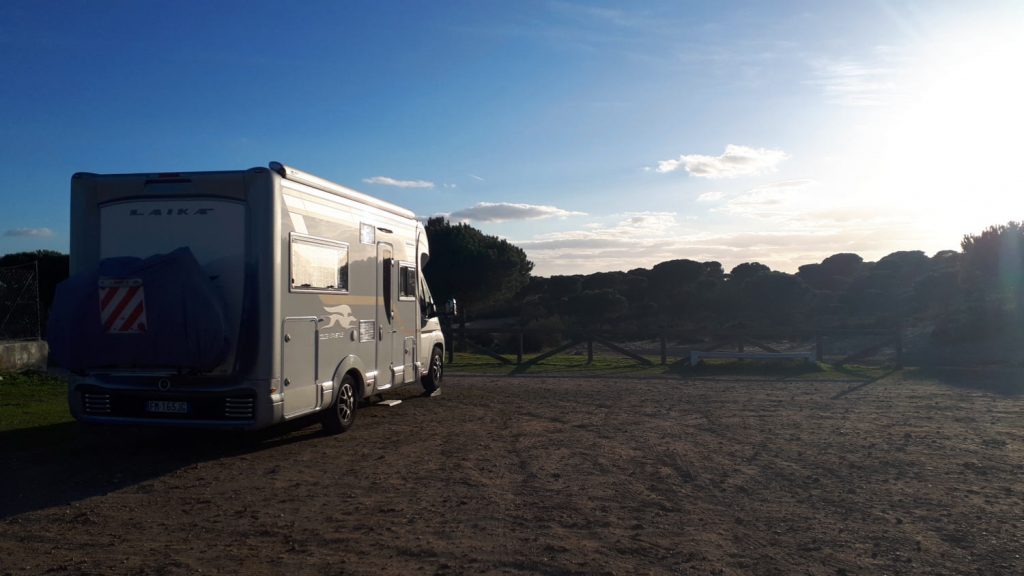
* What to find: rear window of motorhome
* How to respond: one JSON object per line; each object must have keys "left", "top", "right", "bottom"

{"left": 360, "top": 223, "right": 375, "bottom": 245}
{"left": 290, "top": 234, "right": 349, "bottom": 292}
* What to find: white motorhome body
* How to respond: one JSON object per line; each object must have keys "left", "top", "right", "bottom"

{"left": 62, "top": 162, "right": 444, "bottom": 432}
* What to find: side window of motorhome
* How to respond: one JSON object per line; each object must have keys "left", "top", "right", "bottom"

{"left": 290, "top": 234, "right": 349, "bottom": 292}
{"left": 418, "top": 272, "right": 436, "bottom": 323}
{"left": 399, "top": 264, "right": 416, "bottom": 300}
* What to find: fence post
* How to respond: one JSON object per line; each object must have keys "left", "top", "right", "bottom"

{"left": 660, "top": 334, "right": 667, "bottom": 365}
{"left": 895, "top": 327, "right": 903, "bottom": 368}
{"left": 587, "top": 339, "right": 593, "bottom": 364}
{"left": 33, "top": 261, "right": 41, "bottom": 340}
{"left": 458, "top": 315, "right": 466, "bottom": 363}
{"left": 517, "top": 329, "right": 524, "bottom": 365}
{"left": 816, "top": 333, "right": 824, "bottom": 362}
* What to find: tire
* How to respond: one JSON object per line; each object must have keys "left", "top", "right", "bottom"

{"left": 322, "top": 373, "right": 358, "bottom": 434}
{"left": 421, "top": 346, "right": 443, "bottom": 394}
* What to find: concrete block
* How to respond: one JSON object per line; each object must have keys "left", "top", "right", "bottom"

{"left": 0, "top": 339, "right": 49, "bottom": 371}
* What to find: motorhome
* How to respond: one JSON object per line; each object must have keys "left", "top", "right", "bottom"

{"left": 49, "top": 162, "right": 445, "bottom": 433}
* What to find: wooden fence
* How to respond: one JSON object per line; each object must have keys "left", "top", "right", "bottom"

{"left": 444, "top": 323, "right": 903, "bottom": 368}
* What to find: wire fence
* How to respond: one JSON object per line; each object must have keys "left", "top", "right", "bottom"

{"left": 0, "top": 261, "right": 41, "bottom": 341}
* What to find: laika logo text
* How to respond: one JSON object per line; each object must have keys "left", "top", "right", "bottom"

{"left": 129, "top": 208, "right": 215, "bottom": 216}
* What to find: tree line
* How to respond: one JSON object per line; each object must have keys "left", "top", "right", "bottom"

{"left": 5, "top": 221, "right": 1021, "bottom": 348}
{"left": 423, "top": 218, "right": 1024, "bottom": 347}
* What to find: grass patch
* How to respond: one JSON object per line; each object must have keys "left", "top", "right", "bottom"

{"left": 0, "top": 371, "right": 72, "bottom": 432}
{"left": 818, "top": 363, "right": 898, "bottom": 381}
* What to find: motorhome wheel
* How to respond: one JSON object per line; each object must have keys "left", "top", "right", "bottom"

{"left": 323, "top": 374, "right": 357, "bottom": 434}
{"left": 421, "top": 346, "right": 443, "bottom": 394}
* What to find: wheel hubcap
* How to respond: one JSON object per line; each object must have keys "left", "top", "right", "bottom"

{"left": 338, "top": 383, "right": 354, "bottom": 422}
{"left": 431, "top": 357, "right": 442, "bottom": 382}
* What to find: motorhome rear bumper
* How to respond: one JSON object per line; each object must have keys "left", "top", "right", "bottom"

{"left": 69, "top": 377, "right": 280, "bottom": 431}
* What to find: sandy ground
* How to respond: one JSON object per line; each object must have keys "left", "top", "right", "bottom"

{"left": 2, "top": 372, "right": 1023, "bottom": 575}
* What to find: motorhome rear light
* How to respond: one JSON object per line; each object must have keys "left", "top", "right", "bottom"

{"left": 224, "top": 397, "right": 255, "bottom": 419}
{"left": 82, "top": 392, "right": 112, "bottom": 414}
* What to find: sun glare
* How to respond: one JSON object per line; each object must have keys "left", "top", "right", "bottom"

{"left": 880, "top": 21, "right": 1024, "bottom": 236}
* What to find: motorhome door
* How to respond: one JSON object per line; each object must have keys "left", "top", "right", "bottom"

{"left": 282, "top": 317, "right": 319, "bottom": 417}
{"left": 376, "top": 243, "right": 395, "bottom": 389}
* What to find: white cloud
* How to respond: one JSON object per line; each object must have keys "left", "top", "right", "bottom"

{"left": 512, "top": 197, "right": 935, "bottom": 276}
{"left": 806, "top": 45, "right": 913, "bottom": 107}
{"left": 520, "top": 212, "right": 675, "bottom": 244}
{"left": 656, "top": 144, "right": 789, "bottom": 178}
{"left": 362, "top": 176, "right": 435, "bottom": 189}
{"left": 468, "top": 174, "right": 485, "bottom": 182}
{"left": 717, "top": 179, "right": 816, "bottom": 219}
{"left": 4, "top": 227, "right": 53, "bottom": 237}
{"left": 548, "top": 1, "right": 644, "bottom": 28}
{"left": 697, "top": 191, "right": 724, "bottom": 202}
{"left": 808, "top": 59, "right": 900, "bottom": 107}
{"left": 449, "top": 202, "right": 586, "bottom": 223}
{"left": 519, "top": 217, "right": 924, "bottom": 277}
{"left": 620, "top": 211, "right": 677, "bottom": 229}
{"left": 751, "top": 179, "right": 816, "bottom": 191}
{"left": 791, "top": 207, "right": 888, "bottom": 225}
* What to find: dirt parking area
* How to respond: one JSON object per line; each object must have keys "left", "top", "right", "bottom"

{"left": 2, "top": 372, "right": 1023, "bottom": 575}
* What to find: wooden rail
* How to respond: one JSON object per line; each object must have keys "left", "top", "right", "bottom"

{"left": 443, "top": 321, "right": 902, "bottom": 368}
{"left": 690, "top": 350, "right": 815, "bottom": 364}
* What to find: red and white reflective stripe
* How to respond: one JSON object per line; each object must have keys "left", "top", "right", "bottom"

{"left": 98, "top": 278, "right": 148, "bottom": 333}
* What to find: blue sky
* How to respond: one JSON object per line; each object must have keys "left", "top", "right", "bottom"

{"left": 2, "top": 1, "right": 1021, "bottom": 275}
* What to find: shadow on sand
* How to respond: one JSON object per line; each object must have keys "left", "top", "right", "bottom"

{"left": 830, "top": 368, "right": 901, "bottom": 399}
{"left": 0, "top": 417, "right": 322, "bottom": 519}
{"left": 668, "top": 358, "right": 826, "bottom": 380}
{"left": 904, "top": 365, "right": 1024, "bottom": 396}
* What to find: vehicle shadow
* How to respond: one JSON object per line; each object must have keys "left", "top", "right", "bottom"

{"left": 904, "top": 365, "right": 1024, "bottom": 396}
{"left": 0, "top": 418, "right": 321, "bottom": 520}
{"left": 830, "top": 368, "right": 901, "bottom": 399}
{"left": 668, "top": 358, "right": 825, "bottom": 379}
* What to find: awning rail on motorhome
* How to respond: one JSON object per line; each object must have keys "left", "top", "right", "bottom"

{"left": 270, "top": 162, "right": 415, "bottom": 220}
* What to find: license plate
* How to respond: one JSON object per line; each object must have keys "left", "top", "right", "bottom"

{"left": 146, "top": 400, "right": 188, "bottom": 414}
